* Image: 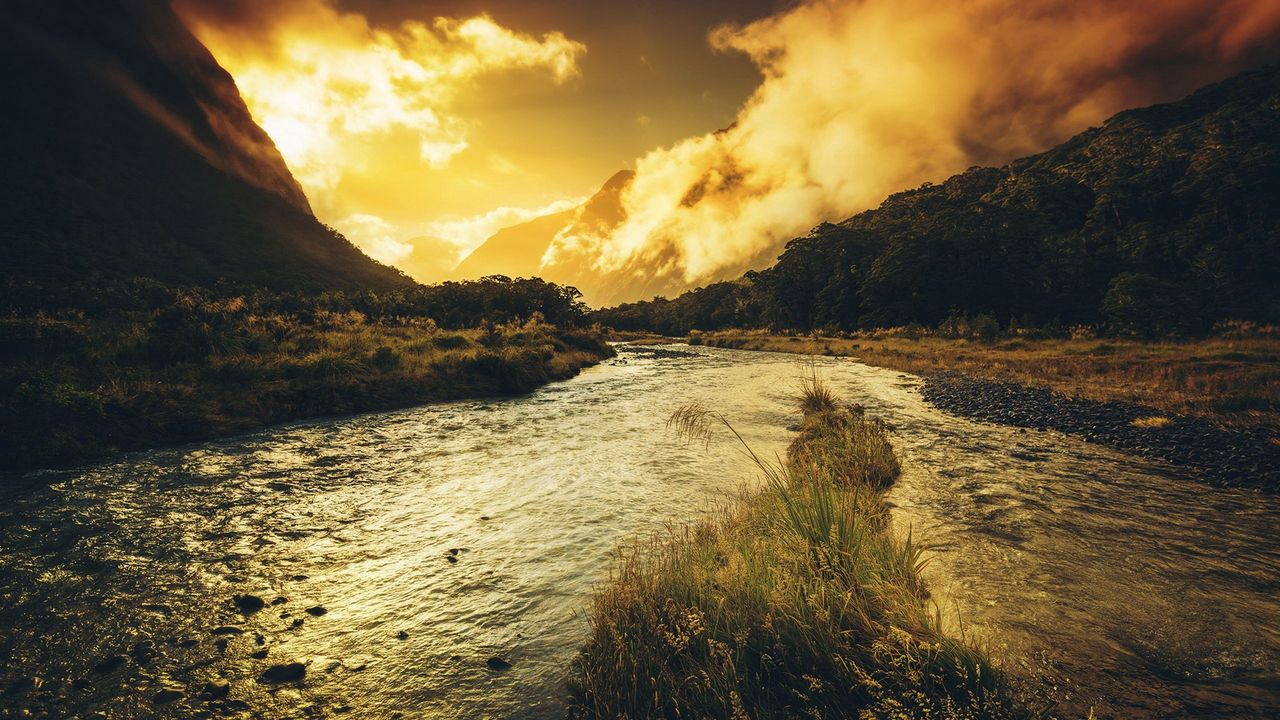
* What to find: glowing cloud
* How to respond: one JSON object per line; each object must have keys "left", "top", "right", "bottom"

{"left": 548, "top": 0, "right": 1280, "bottom": 292}
{"left": 424, "top": 198, "right": 587, "bottom": 256}
{"left": 175, "top": 0, "right": 585, "bottom": 207}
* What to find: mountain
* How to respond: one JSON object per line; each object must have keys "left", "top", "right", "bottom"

{"left": 594, "top": 66, "right": 1280, "bottom": 335}
{"left": 452, "top": 170, "right": 634, "bottom": 300}
{"left": 0, "top": 0, "right": 410, "bottom": 293}
{"left": 452, "top": 209, "right": 578, "bottom": 281}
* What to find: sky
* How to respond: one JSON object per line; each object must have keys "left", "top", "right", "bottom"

{"left": 174, "top": 0, "right": 1280, "bottom": 294}
{"left": 174, "top": 0, "right": 780, "bottom": 268}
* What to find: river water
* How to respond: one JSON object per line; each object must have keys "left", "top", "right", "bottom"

{"left": 1, "top": 345, "right": 1277, "bottom": 719}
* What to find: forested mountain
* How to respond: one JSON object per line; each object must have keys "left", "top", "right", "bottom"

{"left": 0, "top": 0, "right": 410, "bottom": 294}
{"left": 595, "top": 66, "right": 1280, "bottom": 336}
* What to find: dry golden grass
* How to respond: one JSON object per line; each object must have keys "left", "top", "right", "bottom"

{"left": 571, "top": 386, "right": 1021, "bottom": 719}
{"left": 698, "top": 330, "right": 1280, "bottom": 437}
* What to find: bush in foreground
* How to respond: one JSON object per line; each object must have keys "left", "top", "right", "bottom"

{"left": 570, "top": 386, "right": 1021, "bottom": 719}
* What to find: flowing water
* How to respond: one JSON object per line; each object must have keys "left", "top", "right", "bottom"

{"left": 1, "top": 345, "right": 1278, "bottom": 719}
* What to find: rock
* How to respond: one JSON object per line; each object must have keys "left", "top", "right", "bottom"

{"left": 233, "top": 594, "right": 266, "bottom": 613}
{"left": 479, "top": 515, "right": 490, "bottom": 521}
{"left": 396, "top": 630, "right": 409, "bottom": 641}
{"left": 224, "top": 699, "right": 251, "bottom": 711}
{"left": 199, "top": 680, "right": 230, "bottom": 699}
{"left": 271, "top": 596, "right": 288, "bottom": 606}
{"left": 93, "top": 655, "right": 126, "bottom": 674}
{"left": 304, "top": 606, "right": 327, "bottom": 617}
{"left": 254, "top": 633, "right": 266, "bottom": 645}
{"left": 446, "top": 555, "right": 458, "bottom": 564}
{"left": 291, "top": 574, "right": 310, "bottom": 581}
{"left": 210, "top": 626, "right": 243, "bottom": 636}
{"left": 214, "top": 638, "right": 229, "bottom": 653}
{"left": 249, "top": 648, "right": 269, "bottom": 660}
{"left": 486, "top": 656, "right": 512, "bottom": 671}
{"left": 131, "top": 640, "right": 156, "bottom": 665}
{"left": 153, "top": 687, "right": 184, "bottom": 703}
{"left": 291, "top": 618, "right": 305, "bottom": 628}
{"left": 179, "top": 638, "right": 199, "bottom": 648}
{"left": 259, "top": 662, "right": 306, "bottom": 683}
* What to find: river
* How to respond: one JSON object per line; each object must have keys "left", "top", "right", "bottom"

{"left": 1, "top": 344, "right": 1277, "bottom": 719}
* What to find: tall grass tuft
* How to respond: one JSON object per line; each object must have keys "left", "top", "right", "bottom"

{"left": 798, "top": 363, "right": 839, "bottom": 414}
{"left": 570, "top": 377, "right": 1023, "bottom": 719}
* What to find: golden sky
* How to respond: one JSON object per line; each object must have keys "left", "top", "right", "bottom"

{"left": 175, "top": 0, "right": 1280, "bottom": 294}
{"left": 174, "top": 0, "right": 775, "bottom": 270}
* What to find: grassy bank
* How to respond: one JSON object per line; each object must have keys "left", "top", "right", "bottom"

{"left": 694, "top": 330, "right": 1280, "bottom": 437}
{"left": 569, "top": 385, "right": 1021, "bottom": 718}
{"left": 1, "top": 308, "right": 612, "bottom": 473}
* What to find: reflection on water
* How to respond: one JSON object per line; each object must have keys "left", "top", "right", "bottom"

{"left": 1, "top": 345, "right": 1278, "bottom": 719}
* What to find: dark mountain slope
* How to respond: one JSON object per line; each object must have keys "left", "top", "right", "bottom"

{"left": 0, "top": 0, "right": 410, "bottom": 293}
{"left": 597, "top": 66, "right": 1280, "bottom": 335}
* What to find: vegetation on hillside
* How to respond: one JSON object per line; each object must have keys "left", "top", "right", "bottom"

{"left": 0, "top": 277, "right": 611, "bottom": 473}
{"left": 593, "top": 67, "right": 1280, "bottom": 338}
{"left": 569, "top": 385, "right": 1022, "bottom": 719}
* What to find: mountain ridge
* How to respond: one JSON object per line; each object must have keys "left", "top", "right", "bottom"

{"left": 0, "top": 0, "right": 410, "bottom": 293}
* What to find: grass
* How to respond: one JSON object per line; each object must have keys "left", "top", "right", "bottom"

{"left": 0, "top": 311, "right": 613, "bottom": 473}
{"left": 569, "top": 380, "right": 1024, "bottom": 719}
{"left": 694, "top": 330, "right": 1280, "bottom": 438}
{"left": 1130, "top": 415, "right": 1173, "bottom": 429}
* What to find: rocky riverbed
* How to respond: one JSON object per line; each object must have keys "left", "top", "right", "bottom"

{"left": 921, "top": 373, "right": 1280, "bottom": 491}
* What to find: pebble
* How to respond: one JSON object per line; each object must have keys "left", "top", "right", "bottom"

{"left": 486, "top": 657, "right": 512, "bottom": 671}
{"left": 258, "top": 663, "right": 306, "bottom": 683}
{"left": 210, "top": 626, "right": 243, "bottom": 636}
{"left": 199, "top": 680, "right": 230, "bottom": 699}
{"left": 304, "top": 606, "right": 327, "bottom": 617}
{"left": 153, "top": 687, "right": 184, "bottom": 704}
{"left": 233, "top": 594, "right": 265, "bottom": 613}
{"left": 93, "top": 656, "right": 125, "bottom": 674}
{"left": 921, "top": 373, "right": 1280, "bottom": 491}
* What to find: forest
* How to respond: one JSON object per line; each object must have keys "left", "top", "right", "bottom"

{"left": 592, "top": 67, "right": 1280, "bottom": 338}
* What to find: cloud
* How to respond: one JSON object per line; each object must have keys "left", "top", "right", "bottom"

{"left": 547, "top": 0, "right": 1280, "bottom": 290}
{"left": 423, "top": 198, "right": 587, "bottom": 256}
{"left": 332, "top": 213, "right": 413, "bottom": 264}
{"left": 174, "top": 0, "right": 585, "bottom": 205}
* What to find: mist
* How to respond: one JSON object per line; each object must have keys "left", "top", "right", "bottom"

{"left": 548, "top": 0, "right": 1280, "bottom": 290}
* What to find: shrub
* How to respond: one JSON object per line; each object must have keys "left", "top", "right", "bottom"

{"left": 1102, "top": 272, "right": 1204, "bottom": 338}
{"left": 432, "top": 333, "right": 472, "bottom": 350}
{"left": 971, "top": 314, "right": 1000, "bottom": 344}
{"left": 370, "top": 345, "right": 401, "bottom": 371}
